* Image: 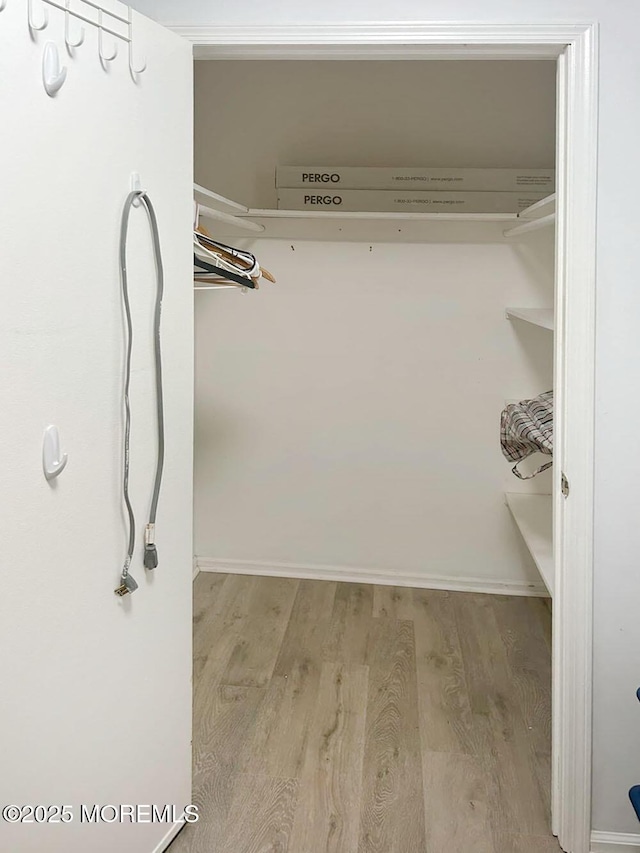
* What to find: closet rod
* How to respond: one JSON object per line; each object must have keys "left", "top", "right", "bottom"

{"left": 198, "top": 204, "right": 264, "bottom": 234}
{"left": 503, "top": 212, "right": 556, "bottom": 238}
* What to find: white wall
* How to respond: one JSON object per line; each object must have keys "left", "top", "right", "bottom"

{"left": 194, "top": 60, "right": 556, "bottom": 209}
{"left": 194, "top": 234, "right": 554, "bottom": 588}
{"left": 130, "top": 0, "right": 640, "bottom": 840}
{"left": 0, "top": 5, "right": 193, "bottom": 852}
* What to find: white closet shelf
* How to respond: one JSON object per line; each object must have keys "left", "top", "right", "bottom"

{"left": 194, "top": 183, "right": 249, "bottom": 214}
{"left": 193, "top": 183, "right": 527, "bottom": 241}
{"left": 506, "top": 307, "right": 554, "bottom": 331}
{"left": 239, "top": 209, "right": 517, "bottom": 222}
{"left": 194, "top": 183, "right": 561, "bottom": 237}
{"left": 199, "top": 203, "right": 265, "bottom": 233}
{"left": 518, "top": 192, "right": 556, "bottom": 220}
{"left": 503, "top": 193, "right": 556, "bottom": 238}
{"left": 505, "top": 492, "right": 553, "bottom": 597}
{"left": 236, "top": 210, "right": 520, "bottom": 243}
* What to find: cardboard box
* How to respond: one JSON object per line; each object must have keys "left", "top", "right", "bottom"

{"left": 276, "top": 166, "right": 555, "bottom": 192}
{"left": 277, "top": 188, "right": 548, "bottom": 214}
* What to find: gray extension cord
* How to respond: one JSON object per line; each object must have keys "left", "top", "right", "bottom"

{"left": 115, "top": 190, "right": 165, "bottom": 597}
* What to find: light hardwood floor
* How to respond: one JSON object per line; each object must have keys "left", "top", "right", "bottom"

{"left": 169, "top": 574, "right": 561, "bottom": 853}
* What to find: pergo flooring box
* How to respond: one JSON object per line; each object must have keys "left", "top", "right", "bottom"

{"left": 276, "top": 166, "right": 555, "bottom": 192}
{"left": 277, "top": 188, "right": 548, "bottom": 214}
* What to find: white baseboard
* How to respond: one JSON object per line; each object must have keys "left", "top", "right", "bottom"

{"left": 152, "top": 818, "right": 185, "bottom": 853}
{"left": 591, "top": 831, "right": 640, "bottom": 852}
{"left": 195, "top": 556, "right": 547, "bottom": 597}
{"left": 192, "top": 556, "right": 200, "bottom": 582}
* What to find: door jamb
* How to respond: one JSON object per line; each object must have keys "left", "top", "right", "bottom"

{"left": 175, "top": 22, "right": 598, "bottom": 853}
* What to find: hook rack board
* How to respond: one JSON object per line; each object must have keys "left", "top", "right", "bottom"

{"left": 27, "top": 0, "right": 146, "bottom": 78}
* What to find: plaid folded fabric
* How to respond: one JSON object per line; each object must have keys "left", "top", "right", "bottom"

{"left": 500, "top": 390, "right": 553, "bottom": 479}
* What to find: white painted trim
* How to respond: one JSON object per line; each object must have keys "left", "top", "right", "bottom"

{"left": 551, "top": 46, "right": 568, "bottom": 836}
{"left": 196, "top": 557, "right": 548, "bottom": 598}
{"left": 152, "top": 818, "right": 185, "bottom": 853}
{"left": 192, "top": 556, "right": 200, "bottom": 582}
{"left": 172, "top": 21, "right": 593, "bottom": 41}
{"left": 169, "top": 22, "right": 592, "bottom": 60}
{"left": 182, "top": 22, "right": 598, "bottom": 853}
{"left": 551, "top": 47, "right": 568, "bottom": 840}
{"left": 591, "top": 831, "right": 640, "bottom": 852}
{"left": 553, "top": 25, "right": 598, "bottom": 853}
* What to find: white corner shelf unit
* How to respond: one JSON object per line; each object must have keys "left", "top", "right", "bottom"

{"left": 506, "top": 307, "right": 554, "bottom": 331}
{"left": 505, "top": 492, "right": 553, "bottom": 597}
{"left": 503, "top": 191, "right": 556, "bottom": 599}
{"left": 504, "top": 195, "right": 556, "bottom": 330}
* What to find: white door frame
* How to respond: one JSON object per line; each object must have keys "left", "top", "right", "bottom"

{"left": 175, "top": 22, "right": 598, "bottom": 853}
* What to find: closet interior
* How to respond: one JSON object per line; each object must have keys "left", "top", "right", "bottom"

{"left": 192, "top": 59, "right": 556, "bottom": 595}
{"left": 185, "top": 57, "right": 559, "bottom": 850}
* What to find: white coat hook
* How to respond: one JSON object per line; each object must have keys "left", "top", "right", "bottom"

{"left": 64, "top": 0, "right": 84, "bottom": 48}
{"left": 43, "top": 425, "right": 68, "bottom": 481}
{"left": 42, "top": 42, "right": 67, "bottom": 96}
{"left": 128, "top": 6, "right": 146, "bottom": 76}
{"left": 28, "top": 0, "right": 49, "bottom": 32}
{"left": 98, "top": 9, "right": 117, "bottom": 62}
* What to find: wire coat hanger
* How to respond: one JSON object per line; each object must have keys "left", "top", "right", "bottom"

{"left": 194, "top": 255, "right": 257, "bottom": 288}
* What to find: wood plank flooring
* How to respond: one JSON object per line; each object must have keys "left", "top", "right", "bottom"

{"left": 169, "top": 575, "right": 561, "bottom": 853}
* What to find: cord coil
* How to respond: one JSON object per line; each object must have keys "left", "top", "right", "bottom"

{"left": 115, "top": 190, "right": 165, "bottom": 596}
